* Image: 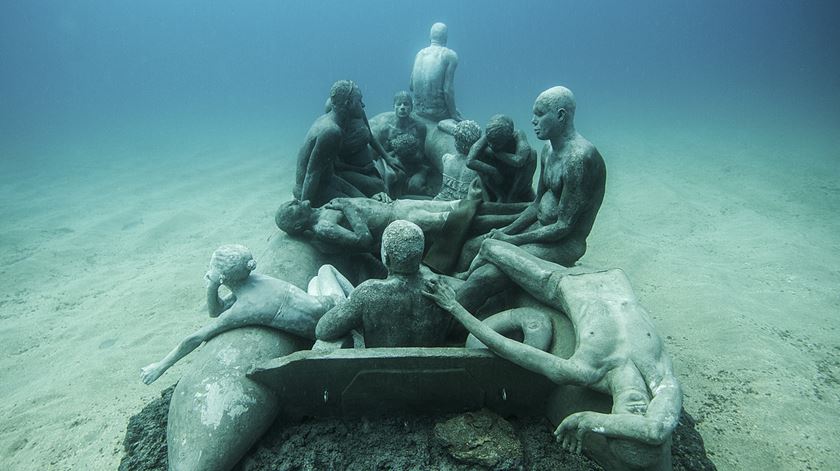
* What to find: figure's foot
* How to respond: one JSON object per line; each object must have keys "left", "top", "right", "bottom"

{"left": 140, "top": 363, "right": 165, "bottom": 385}
{"left": 453, "top": 270, "right": 470, "bottom": 281}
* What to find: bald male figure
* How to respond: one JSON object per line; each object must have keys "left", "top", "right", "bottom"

{"left": 458, "top": 86, "right": 606, "bottom": 311}
{"left": 315, "top": 220, "right": 450, "bottom": 347}
{"left": 410, "top": 22, "right": 462, "bottom": 122}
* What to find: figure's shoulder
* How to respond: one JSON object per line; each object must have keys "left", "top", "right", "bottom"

{"left": 444, "top": 47, "right": 459, "bottom": 62}
{"left": 351, "top": 279, "right": 394, "bottom": 302}
{"left": 312, "top": 116, "right": 341, "bottom": 137}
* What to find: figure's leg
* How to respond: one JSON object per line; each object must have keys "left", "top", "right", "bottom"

{"left": 140, "top": 318, "right": 241, "bottom": 385}
{"left": 478, "top": 239, "right": 570, "bottom": 307}
{"left": 308, "top": 264, "right": 354, "bottom": 299}
{"left": 456, "top": 263, "right": 511, "bottom": 312}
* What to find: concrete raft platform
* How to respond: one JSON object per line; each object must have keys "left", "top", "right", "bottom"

{"left": 248, "top": 347, "right": 556, "bottom": 419}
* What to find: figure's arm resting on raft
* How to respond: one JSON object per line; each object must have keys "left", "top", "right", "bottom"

{"left": 423, "top": 279, "right": 595, "bottom": 386}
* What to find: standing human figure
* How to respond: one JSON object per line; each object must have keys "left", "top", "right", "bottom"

{"left": 458, "top": 86, "right": 606, "bottom": 311}
{"left": 410, "top": 23, "right": 462, "bottom": 122}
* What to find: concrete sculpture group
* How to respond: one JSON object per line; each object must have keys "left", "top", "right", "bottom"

{"left": 140, "top": 22, "right": 685, "bottom": 471}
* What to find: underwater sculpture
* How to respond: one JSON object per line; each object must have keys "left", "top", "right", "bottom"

{"left": 160, "top": 234, "right": 352, "bottom": 471}
{"left": 294, "top": 80, "right": 402, "bottom": 207}
{"left": 368, "top": 91, "right": 436, "bottom": 197}
{"left": 424, "top": 239, "right": 683, "bottom": 469}
{"left": 410, "top": 22, "right": 462, "bottom": 122}
{"left": 315, "top": 220, "right": 451, "bottom": 347}
{"left": 140, "top": 245, "right": 352, "bottom": 385}
{"left": 275, "top": 196, "right": 527, "bottom": 256}
{"left": 434, "top": 120, "right": 483, "bottom": 201}
{"left": 466, "top": 114, "right": 537, "bottom": 203}
{"left": 457, "top": 86, "right": 607, "bottom": 309}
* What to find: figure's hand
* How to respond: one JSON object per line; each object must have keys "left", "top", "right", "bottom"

{"left": 385, "top": 154, "right": 406, "bottom": 173}
{"left": 554, "top": 411, "right": 598, "bottom": 455}
{"left": 140, "top": 363, "right": 163, "bottom": 385}
{"left": 323, "top": 199, "right": 344, "bottom": 211}
{"left": 422, "top": 278, "right": 457, "bottom": 311}
{"left": 488, "top": 228, "right": 512, "bottom": 243}
{"left": 204, "top": 271, "right": 222, "bottom": 287}
{"left": 371, "top": 192, "right": 393, "bottom": 203}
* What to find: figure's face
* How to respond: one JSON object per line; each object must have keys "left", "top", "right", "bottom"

{"left": 350, "top": 90, "right": 365, "bottom": 118}
{"left": 394, "top": 98, "right": 412, "bottom": 118}
{"left": 531, "top": 99, "right": 564, "bottom": 141}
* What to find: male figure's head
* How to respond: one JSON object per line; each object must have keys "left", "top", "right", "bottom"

{"left": 329, "top": 80, "right": 364, "bottom": 119}
{"left": 485, "top": 114, "right": 515, "bottom": 151}
{"left": 532, "top": 86, "right": 576, "bottom": 141}
{"left": 430, "top": 22, "right": 448, "bottom": 46}
{"left": 381, "top": 220, "right": 424, "bottom": 275}
{"left": 275, "top": 199, "right": 313, "bottom": 235}
{"left": 453, "top": 120, "right": 481, "bottom": 155}
{"left": 208, "top": 244, "right": 256, "bottom": 285}
{"left": 393, "top": 91, "right": 413, "bottom": 118}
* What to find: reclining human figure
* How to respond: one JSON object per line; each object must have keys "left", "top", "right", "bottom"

{"left": 140, "top": 244, "right": 352, "bottom": 385}
{"left": 275, "top": 196, "right": 527, "bottom": 255}
{"left": 423, "top": 239, "right": 683, "bottom": 460}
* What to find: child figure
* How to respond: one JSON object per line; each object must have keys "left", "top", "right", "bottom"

{"left": 434, "top": 120, "right": 482, "bottom": 201}
{"left": 140, "top": 244, "right": 352, "bottom": 385}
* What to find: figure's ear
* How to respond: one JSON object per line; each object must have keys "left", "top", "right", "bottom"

{"left": 557, "top": 108, "right": 567, "bottom": 121}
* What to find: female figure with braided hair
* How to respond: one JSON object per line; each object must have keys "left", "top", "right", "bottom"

{"left": 140, "top": 244, "right": 352, "bottom": 384}
{"left": 294, "top": 80, "right": 402, "bottom": 206}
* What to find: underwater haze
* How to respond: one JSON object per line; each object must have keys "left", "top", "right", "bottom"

{"left": 1, "top": 1, "right": 839, "bottom": 470}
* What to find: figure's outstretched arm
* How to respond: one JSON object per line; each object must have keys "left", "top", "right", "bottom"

{"left": 141, "top": 307, "right": 249, "bottom": 385}
{"left": 423, "top": 279, "right": 595, "bottom": 386}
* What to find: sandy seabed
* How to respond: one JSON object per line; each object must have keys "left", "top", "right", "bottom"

{"left": 1, "top": 123, "right": 838, "bottom": 470}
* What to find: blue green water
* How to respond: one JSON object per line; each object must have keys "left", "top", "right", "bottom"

{"left": 2, "top": 0, "right": 838, "bottom": 167}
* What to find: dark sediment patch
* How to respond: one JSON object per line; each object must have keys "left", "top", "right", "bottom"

{"left": 120, "top": 384, "right": 716, "bottom": 471}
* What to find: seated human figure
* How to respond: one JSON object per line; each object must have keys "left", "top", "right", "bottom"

{"left": 389, "top": 133, "right": 435, "bottom": 197}
{"left": 295, "top": 80, "right": 402, "bottom": 207}
{"left": 424, "top": 239, "right": 683, "bottom": 463}
{"left": 140, "top": 245, "right": 352, "bottom": 385}
{"left": 410, "top": 22, "right": 462, "bottom": 123}
{"left": 371, "top": 91, "right": 428, "bottom": 156}
{"left": 457, "top": 86, "right": 606, "bottom": 311}
{"left": 434, "top": 120, "right": 482, "bottom": 201}
{"left": 275, "top": 196, "right": 526, "bottom": 256}
{"left": 316, "top": 220, "right": 450, "bottom": 347}
{"left": 466, "top": 114, "right": 537, "bottom": 203}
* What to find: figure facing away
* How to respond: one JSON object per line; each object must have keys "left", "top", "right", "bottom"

{"left": 466, "top": 114, "right": 537, "bottom": 203}
{"left": 316, "top": 220, "right": 451, "bottom": 347}
{"left": 140, "top": 245, "right": 352, "bottom": 384}
{"left": 424, "top": 239, "right": 682, "bottom": 465}
{"left": 458, "top": 86, "right": 606, "bottom": 310}
{"left": 434, "top": 120, "right": 482, "bottom": 201}
{"left": 275, "top": 196, "right": 525, "bottom": 255}
{"left": 410, "top": 23, "right": 462, "bottom": 122}
{"left": 294, "top": 80, "right": 400, "bottom": 207}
